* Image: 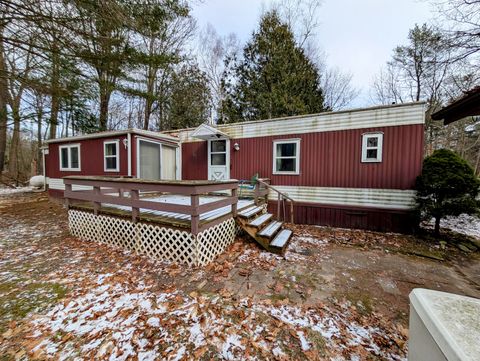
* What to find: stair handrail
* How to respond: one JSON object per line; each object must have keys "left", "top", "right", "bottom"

{"left": 255, "top": 178, "right": 294, "bottom": 224}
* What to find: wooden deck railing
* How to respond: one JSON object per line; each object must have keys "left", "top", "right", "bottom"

{"left": 253, "top": 178, "right": 295, "bottom": 224}
{"left": 63, "top": 176, "right": 239, "bottom": 235}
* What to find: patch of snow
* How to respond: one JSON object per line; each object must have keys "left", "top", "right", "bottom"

{"left": 0, "top": 186, "right": 35, "bottom": 195}
{"left": 437, "top": 214, "right": 480, "bottom": 240}
{"left": 297, "top": 330, "right": 311, "bottom": 351}
{"left": 171, "top": 346, "right": 186, "bottom": 361}
{"left": 221, "top": 334, "right": 244, "bottom": 360}
{"left": 146, "top": 317, "right": 160, "bottom": 327}
{"left": 189, "top": 322, "right": 206, "bottom": 348}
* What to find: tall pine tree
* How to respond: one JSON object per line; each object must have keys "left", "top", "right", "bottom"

{"left": 221, "top": 10, "right": 325, "bottom": 122}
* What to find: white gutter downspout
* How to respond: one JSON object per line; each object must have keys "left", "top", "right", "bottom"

{"left": 127, "top": 132, "right": 132, "bottom": 177}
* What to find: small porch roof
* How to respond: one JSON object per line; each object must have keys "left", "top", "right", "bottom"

{"left": 191, "top": 123, "right": 230, "bottom": 140}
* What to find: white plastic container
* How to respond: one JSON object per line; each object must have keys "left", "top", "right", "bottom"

{"left": 409, "top": 288, "right": 480, "bottom": 361}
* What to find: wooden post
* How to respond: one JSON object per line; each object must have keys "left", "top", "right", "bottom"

{"left": 131, "top": 189, "right": 139, "bottom": 223}
{"left": 93, "top": 186, "right": 101, "bottom": 215}
{"left": 232, "top": 187, "right": 238, "bottom": 217}
{"left": 119, "top": 188, "right": 123, "bottom": 198}
{"left": 290, "top": 201, "right": 294, "bottom": 224}
{"left": 254, "top": 181, "right": 260, "bottom": 206}
{"left": 191, "top": 194, "right": 199, "bottom": 235}
{"left": 64, "top": 183, "right": 72, "bottom": 208}
{"left": 277, "top": 193, "right": 281, "bottom": 220}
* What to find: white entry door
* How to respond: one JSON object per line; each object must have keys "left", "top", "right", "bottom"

{"left": 208, "top": 139, "right": 230, "bottom": 181}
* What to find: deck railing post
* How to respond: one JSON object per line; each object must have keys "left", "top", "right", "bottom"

{"left": 93, "top": 186, "right": 101, "bottom": 215}
{"left": 232, "top": 187, "right": 238, "bottom": 217}
{"left": 191, "top": 194, "right": 200, "bottom": 235}
{"left": 131, "top": 189, "right": 139, "bottom": 223}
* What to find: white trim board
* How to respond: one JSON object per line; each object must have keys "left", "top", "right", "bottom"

{"left": 268, "top": 186, "right": 416, "bottom": 210}
{"left": 177, "top": 102, "right": 426, "bottom": 143}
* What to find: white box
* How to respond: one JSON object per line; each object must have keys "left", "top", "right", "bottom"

{"left": 409, "top": 288, "right": 480, "bottom": 361}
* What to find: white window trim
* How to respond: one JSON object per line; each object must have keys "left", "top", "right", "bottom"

{"left": 361, "top": 132, "right": 383, "bottom": 163}
{"left": 104, "top": 140, "right": 120, "bottom": 172}
{"left": 272, "top": 139, "right": 300, "bottom": 175}
{"left": 59, "top": 143, "right": 81, "bottom": 171}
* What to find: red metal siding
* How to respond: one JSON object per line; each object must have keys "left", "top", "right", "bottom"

{"left": 46, "top": 136, "right": 129, "bottom": 179}
{"left": 181, "top": 141, "right": 208, "bottom": 180}
{"left": 181, "top": 124, "right": 424, "bottom": 190}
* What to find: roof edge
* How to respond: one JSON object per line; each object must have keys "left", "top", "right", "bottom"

{"left": 45, "top": 128, "right": 179, "bottom": 144}
{"left": 164, "top": 101, "right": 427, "bottom": 134}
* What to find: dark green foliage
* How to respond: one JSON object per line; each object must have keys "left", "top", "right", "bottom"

{"left": 221, "top": 10, "right": 325, "bottom": 123}
{"left": 167, "top": 64, "right": 211, "bottom": 130}
{"left": 416, "top": 149, "right": 480, "bottom": 235}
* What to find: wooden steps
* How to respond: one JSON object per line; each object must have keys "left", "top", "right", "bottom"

{"left": 235, "top": 207, "right": 293, "bottom": 255}
{"left": 257, "top": 221, "right": 282, "bottom": 238}
{"left": 248, "top": 213, "right": 273, "bottom": 228}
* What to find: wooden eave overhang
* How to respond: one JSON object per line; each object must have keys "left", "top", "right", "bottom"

{"left": 431, "top": 86, "right": 480, "bottom": 125}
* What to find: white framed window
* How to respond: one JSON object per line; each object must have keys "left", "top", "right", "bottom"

{"left": 361, "top": 132, "right": 383, "bottom": 163}
{"left": 273, "top": 139, "right": 300, "bottom": 175}
{"left": 104, "top": 140, "right": 120, "bottom": 172}
{"left": 59, "top": 144, "right": 81, "bottom": 171}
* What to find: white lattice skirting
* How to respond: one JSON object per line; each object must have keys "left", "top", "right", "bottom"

{"left": 68, "top": 210, "right": 237, "bottom": 266}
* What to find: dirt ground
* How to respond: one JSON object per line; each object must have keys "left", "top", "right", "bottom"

{"left": 0, "top": 191, "right": 479, "bottom": 360}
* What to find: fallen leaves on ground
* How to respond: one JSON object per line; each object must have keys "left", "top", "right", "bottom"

{"left": 0, "top": 193, "right": 412, "bottom": 360}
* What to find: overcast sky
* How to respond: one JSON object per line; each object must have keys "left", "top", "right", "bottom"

{"left": 192, "top": 0, "right": 435, "bottom": 108}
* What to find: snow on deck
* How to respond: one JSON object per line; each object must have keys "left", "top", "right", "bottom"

{"left": 105, "top": 194, "right": 255, "bottom": 222}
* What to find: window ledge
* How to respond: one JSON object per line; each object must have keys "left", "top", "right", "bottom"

{"left": 272, "top": 171, "right": 300, "bottom": 175}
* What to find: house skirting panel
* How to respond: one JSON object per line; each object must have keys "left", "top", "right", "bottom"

{"left": 68, "top": 209, "right": 237, "bottom": 266}
{"left": 269, "top": 202, "right": 415, "bottom": 233}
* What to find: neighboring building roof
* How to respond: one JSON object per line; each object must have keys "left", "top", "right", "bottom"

{"left": 45, "top": 128, "right": 179, "bottom": 144}
{"left": 431, "top": 86, "right": 480, "bottom": 125}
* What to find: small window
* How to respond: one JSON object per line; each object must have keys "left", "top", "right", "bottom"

{"left": 273, "top": 139, "right": 300, "bottom": 174}
{"left": 104, "top": 140, "right": 120, "bottom": 172}
{"left": 210, "top": 140, "right": 227, "bottom": 166}
{"left": 59, "top": 144, "right": 81, "bottom": 171}
{"left": 361, "top": 133, "right": 383, "bottom": 163}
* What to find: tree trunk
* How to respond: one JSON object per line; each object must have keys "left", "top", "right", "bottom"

{"left": 143, "top": 98, "right": 152, "bottom": 130}
{"left": 434, "top": 216, "right": 441, "bottom": 237}
{"left": 99, "top": 88, "right": 110, "bottom": 131}
{"left": 37, "top": 110, "right": 43, "bottom": 175}
{"left": 0, "top": 103, "right": 6, "bottom": 173}
{"left": 8, "top": 106, "right": 20, "bottom": 183}
{"left": 0, "top": 24, "right": 8, "bottom": 172}
{"left": 49, "top": 40, "right": 60, "bottom": 139}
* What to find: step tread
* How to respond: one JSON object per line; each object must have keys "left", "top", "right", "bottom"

{"left": 248, "top": 213, "right": 273, "bottom": 227}
{"left": 238, "top": 206, "right": 263, "bottom": 218}
{"left": 258, "top": 220, "right": 283, "bottom": 238}
{"left": 270, "top": 229, "right": 293, "bottom": 248}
